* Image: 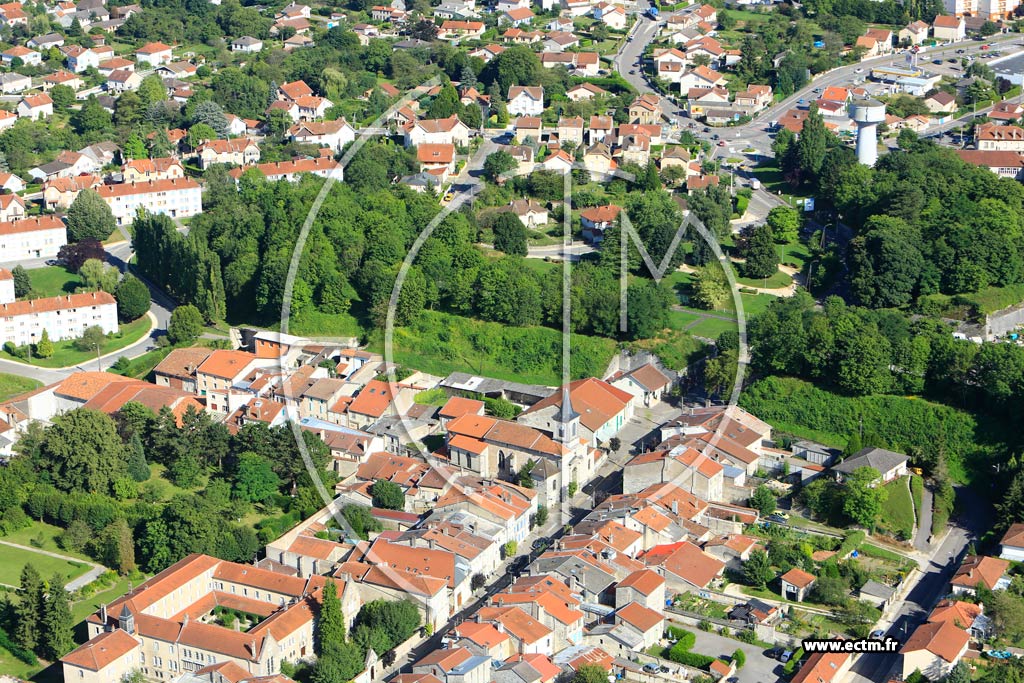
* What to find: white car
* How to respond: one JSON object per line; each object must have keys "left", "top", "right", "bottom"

{"left": 854, "top": 67, "right": 864, "bottom": 73}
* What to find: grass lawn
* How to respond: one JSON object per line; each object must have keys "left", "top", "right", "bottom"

{"left": 0, "top": 543, "right": 89, "bottom": 586}
{"left": 736, "top": 268, "right": 792, "bottom": 289}
{"left": 668, "top": 309, "right": 702, "bottom": 328}
{"left": 779, "top": 240, "right": 812, "bottom": 270}
{"left": 739, "top": 292, "right": 776, "bottom": 318}
{"left": 108, "top": 346, "right": 173, "bottom": 379}
{"left": 26, "top": 266, "right": 83, "bottom": 298}
{"left": 752, "top": 164, "right": 812, "bottom": 207}
{"left": 687, "top": 317, "right": 737, "bottom": 339}
{"left": 0, "top": 317, "right": 151, "bottom": 368}
{"left": 283, "top": 309, "right": 365, "bottom": 339}
{"left": 71, "top": 575, "right": 135, "bottom": 624}
{"left": 521, "top": 258, "right": 561, "bottom": 276}
{"left": 878, "top": 476, "right": 915, "bottom": 540}
{"left": 0, "top": 373, "right": 40, "bottom": 401}
{"left": 0, "top": 521, "right": 93, "bottom": 562}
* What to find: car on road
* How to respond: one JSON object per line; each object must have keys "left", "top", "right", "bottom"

{"left": 642, "top": 664, "right": 659, "bottom": 674}
{"left": 947, "top": 57, "right": 958, "bottom": 62}
{"left": 957, "top": 48, "right": 966, "bottom": 53}
{"left": 766, "top": 647, "right": 783, "bottom": 659}
{"left": 532, "top": 538, "right": 547, "bottom": 551}
{"left": 717, "top": 140, "right": 726, "bottom": 146}
{"left": 933, "top": 59, "right": 943, "bottom": 64}
{"left": 854, "top": 67, "right": 864, "bottom": 73}
{"left": 766, "top": 513, "right": 788, "bottom": 524}
{"left": 629, "top": 69, "right": 636, "bottom": 74}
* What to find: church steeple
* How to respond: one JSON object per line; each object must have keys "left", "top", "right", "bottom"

{"left": 118, "top": 605, "right": 135, "bottom": 635}
{"left": 555, "top": 387, "right": 579, "bottom": 444}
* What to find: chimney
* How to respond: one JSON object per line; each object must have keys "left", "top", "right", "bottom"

{"left": 100, "top": 603, "right": 107, "bottom": 625}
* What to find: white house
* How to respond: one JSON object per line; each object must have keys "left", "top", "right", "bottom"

{"left": 17, "top": 93, "right": 53, "bottom": 120}
{"left": 231, "top": 36, "right": 264, "bottom": 52}
{"left": 97, "top": 177, "right": 203, "bottom": 226}
{"left": 288, "top": 119, "right": 356, "bottom": 152}
{"left": 508, "top": 85, "right": 544, "bottom": 117}
{"left": 0, "top": 215, "right": 67, "bottom": 263}
{"left": 1000, "top": 523, "right": 1024, "bottom": 561}
{"left": 135, "top": 41, "right": 173, "bottom": 66}
{"left": 2, "top": 46, "right": 41, "bottom": 66}
{"left": 228, "top": 157, "right": 342, "bottom": 183}
{"left": 403, "top": 115, "right": 472, "bottom": 147}
{"left": 899, "top": 621, "right": 970, "bottom": 681}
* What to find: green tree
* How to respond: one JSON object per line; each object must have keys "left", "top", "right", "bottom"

{"left": 167, "top": 305, "right": 204, "bottom": 344}
{"left": 741, "top": 224, "right": 780, "bottom": 280}
{"left": 41, "top": 409, "right": 129, "bottom": 494}
{"left": 492, "top": 212, "right": 528, "bottom": 256}
{"left": 191, "top": 100, "right": 229, "bottom": 138}
{"left": 115, "top": 274, "right": 150, "bottom": 322}
{"left": 370, "top": 480, "right": 405, "bottom": 510}
{"left": 946, "top": 661, "right": 971, "bottom": 683}
{"left": 66, "top": 189, "right": 116, "bottom": 242}
{"left": 11, "top": 264, "right": 30, "bottom": 297}
{"left": 750, "top": 485, "right": 777, "bottom": 515}
{"left": 811, "top": 575, "right": 850, "bottom": 606}
{"left": 316, "top": 579, "right": 346, "bottom": 654}
{"left": 483, "top": 150, "right": 517, "bottom": 181}
{"left": 126, "top": 434, "right": 149, "bottom": 482}
{"left": 74, "top": 325, "right": 107, "bottom": 361}
{"left": 797, "top": 103, "right": 829, "bottom": 180}
{"left": 232, "top": 452, "right": 281, "bottom": 504}
{"left": 766, "top": 206, "right": 800, "bottom": 244}
{"left": 80, "top": 258, "right": 119, "bottom": 293}
{"left": 692, "top": 264, "right": 729, "bottom": 310}
{"left": 742, "top": 548, "right": 773, "bottom": 589}
{"left": 72, "top": 95, "right": 112, "bottom": 135}
{"left": 99, "top": 519, "right": 136, "bottom": 575}
{"left": 843, "top": 467, "right": 888, "bottom": 529}
{"left": 50, "top": 84, "right": 75, "bottom": 111}
{"left": 573, "top": 664, "right": 612, "bottom": 683}
{"left": 123, "top": 133, "right": 146, "bottom": 160}
{"left": 485, "top": 45, "right": 542, "bottom": 94}
{"left": 14, "top": 564, "right": 43, "bottom": 652}
{"left": 138, "top": 74, "right": 167, "bottom": 106}
{"left": 34, "top": 329, "right": 53, "bottom": 359}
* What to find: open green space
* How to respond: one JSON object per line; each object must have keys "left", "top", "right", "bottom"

{"left": 752, "top": 164, "right": 813, "bottom": 207}
{"left": 958, "top": 283, "right": 1024, "bottom": 315}
{"left": 0, "top": 543, "right": 89, "bottom": 587}
{"left": 284, "top": 309, "right": 365, "bottom": 339}
{"left": 26, "top": 266, "right": 83, "bottom": 298}
{"left": 0, "top": 317, "right": 152, "bottom": 368}
{"left": 687, "top": 317, "right": 738, "bottom": 339}
{"left": 0, "top": 521, "right": 93, "bottom": 563}
{"left": 736, "top": 268, "right": 793, "bottom": 289}
{"left": 0, "top": 373, "right": 41, "bottom": 401}
{"left": 368, "top": 309, "right": 617, "bottom": 385}
{"left": 878, "top": 476, "right": 915, "bottom": 540}
{"left": 740, "top": 376, "right": 1010, "bottom": 484}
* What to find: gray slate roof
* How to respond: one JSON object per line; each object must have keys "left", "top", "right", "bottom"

{"left": 833, "top": 447, "right": 909, "bottom": 475}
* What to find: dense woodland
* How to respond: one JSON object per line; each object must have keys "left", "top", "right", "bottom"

{"left": 1, "top": 403, "right": 338, "bottom": 577}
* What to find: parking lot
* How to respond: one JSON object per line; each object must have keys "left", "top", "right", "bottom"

{"left": 687, "top": 627, "right": 784, "bottom": 683}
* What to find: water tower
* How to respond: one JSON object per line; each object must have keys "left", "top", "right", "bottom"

{"left": 849, "top": 98, "right": 887, "bottom": 167}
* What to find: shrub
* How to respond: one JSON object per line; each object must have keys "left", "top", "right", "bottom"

{"left": 698, "top": 619, "right": 714, "bottom": 632}
{"left": 782, "top": 647, "right": 804, "bottom": 675}
{"left": 732, "top": 649, "right": 746, "bottom": 668}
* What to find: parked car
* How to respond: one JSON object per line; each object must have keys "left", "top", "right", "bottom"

{"left": 870, "top": 630, "right": 885, "bottom": 639}
{"left": 780, "top": 651, "right": 794, "bottom": 663}
{"left": 642, "top": 663, "right": 660, "bottom": 673}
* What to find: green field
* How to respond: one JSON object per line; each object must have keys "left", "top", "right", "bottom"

{"left": 879, "top": 476, "right": 915, "bottom": 540}
{"left": 0, "top": 521, "right": 93, "bottom": 562}
{"left": 0, "top": 317, "right": 152, "bottom": 368}
{"left": 736, "top": 268, "right": 793, "bottom": 289}
{"left": 26, "top": 266, "right": 83, "bottom": 298}
{"left": 285, "top": 309, "right": 365, "bottom": 338}
{"left": 0, "top": 543, "right": 89, "bottom": 587}
{"left": 0, "top": 373, "right": 40, "bottom": 401}
{"left": 688, "top": 317, "right": 738, "bottom": 339}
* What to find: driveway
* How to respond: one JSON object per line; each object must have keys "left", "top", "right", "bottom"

{"left": 681, "top": 624, "right": 781, "bottom": 683}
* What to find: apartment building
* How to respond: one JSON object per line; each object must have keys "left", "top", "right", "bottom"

{"left": 0, "top": 215, "right": 67, "bottom": 262}
{"left": 0, "top": 291, "right": 117, "bottom": 346}
{"left": 97, "top": 177, "right": 203, "bottom": 226}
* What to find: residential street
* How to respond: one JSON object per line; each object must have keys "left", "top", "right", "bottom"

{"left": 844, "top": 486, "right": 989, "bottom": 683}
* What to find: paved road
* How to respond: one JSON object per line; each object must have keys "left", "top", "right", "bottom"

{"left": 914, "top": 486, "right": 934, "bottom": 553}
{"left": 844, "top": 485, "right": 989, "bottom": 683}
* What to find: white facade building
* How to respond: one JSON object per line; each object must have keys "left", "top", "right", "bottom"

{"left": 0, "top": 215, "right": 67, "bottom": 263}
{"left": 97, "top": 178, "right": 203, "bottom": 226}
{"left": 0, "top": 291, "right": 117, "bottom": 346}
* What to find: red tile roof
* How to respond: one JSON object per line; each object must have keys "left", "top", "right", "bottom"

{"left": 900, "top": 620, "right": 969, "bottom": 663}
{"left": 61, "top": 629, "right": 138, "bottom": 671}
{"left": 781, "top": 567, "right": 816, "bottom": 589}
